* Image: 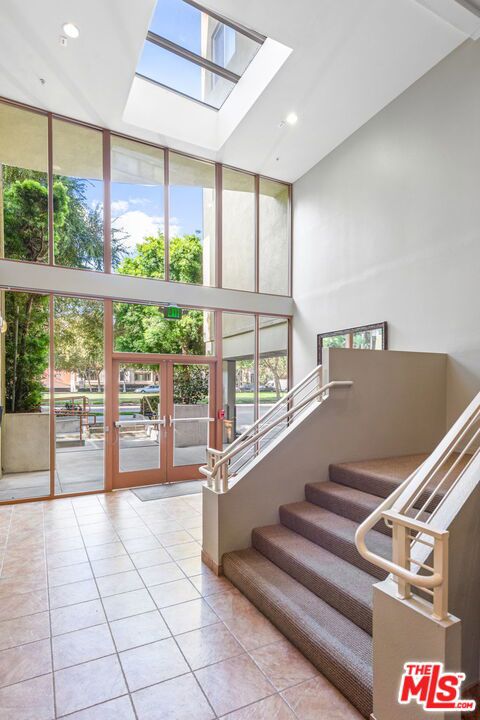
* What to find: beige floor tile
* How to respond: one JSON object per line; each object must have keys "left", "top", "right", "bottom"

{"left": 195, "top": 654, "right": 275, "bottom": 716}
{"left": 190, "top": 573, "right": 234, "bottom": 597}
{"left": 149, "top": 578, "right": 201, "bottom": 608}
{"left": 156, "top": 530, "right": 193, "bottom": 547}
{"left": 91, "top": 555, "right": 135, "bottom": 577}
{"left": 123, "top": 536, "right": 161, "bottom": 554}
{"left": 83, "top": 531, "right": 120, "bottom": 548}
{"left": 49, "top": 579, "right": 99, "bottom": 609}
{"left": 96, "top": 570, "right": 144, "bottom": 597}
{"left": 46, "top": 548, "right": 88, "bottom": 569}
{"left": 58, "top": 695, "right": 136, "bottom": 719}
{"left": 51, "top": 598, "right": 106, "bottom": 636}
{"left": 53, "top": 623, "right": 115, "bottom": 670}
{"left": 223, "top": 694, "right": 297, "bottom": 719}
{"left": 110, "top": 611, "right": 170, "bottom": 652}
{"left": 0, "top": 673, "right": 54, "bottom": 720}
{"left": 46, "top": 536, "right": 84, "bottom": 553}
{"left": 48, "top": 561, "right": 93, "bottom": 587}
{"left": 129, "top": 547, "right": 171, "bottom": 569}
{"left": 138, "top": 562, "right": 185, "bottom": 587}
{"left": 103, "top": 589, "right": 156, "bottom": 622}
{"left": 86, "top": 542, "right": 128, "bottom": 561}
{"left": 281, "top": 675, "right": 364, "bottom": 719}
{"left": 249, "top": 639, "right": 318, "bottom": 691}
{"left": 0, "top": 638, "right": 51, "bottom": 688}
{"left": 167, "top": 542, "right": 201, "bottom": 561}
{"left": 0, "top": 575, "right": 46, "bottom": 598}
{"left": 176, "top": 622, "right": 243, "bottom": 670}
{"left": 223, "top": 608, "right": 283, "bottom": 651}
{"left": 205, "top": 590, "right": 250, "bottom": 620}
{"left": 55, "top": 654, "right": 127, "bottom": 716}
{"left": 161, "top": 598, "right": 218, "bottom": 635}
{"left": 175, "top": 556, "right": 205, "bottom": 577}
{"left": 0, "top": 611, "right": 50, "bottom": 651}
{"left": 132, "top": 673, "right": 214, "bottom": 720}
{"left": 119, "top": 637, "right": 189, "bottom": 692}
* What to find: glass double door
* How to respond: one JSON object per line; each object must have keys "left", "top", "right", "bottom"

{"left": 112, "top": 360, "right": 215, "bottom": 488}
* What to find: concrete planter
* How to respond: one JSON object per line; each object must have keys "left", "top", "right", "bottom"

{"left": 2, "top": 413, "right": 50, "bottom": 473}
{"left": 174, "top": 404, "right": 210, "bottom": 448}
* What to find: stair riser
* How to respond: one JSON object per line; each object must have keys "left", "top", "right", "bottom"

{"left": 224, "top": 554, "right": 372, "bottom": 719}
{"left": 305, "top": 485, "right": 391, "bottom": 537}
{"left": 252, "top": 529, "right": 373, "bottom": 634}
{"left": 280, "top": 506, "right": 388, "bottom": 581}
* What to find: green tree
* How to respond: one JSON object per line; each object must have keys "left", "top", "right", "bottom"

{"left": 115, "top": 232, "right": 205, "bottom": 356}
{"left": 259, "top": 355, "right": 287, "bottom": 400}
{"left": 5, "top": 292, "right": 49, "bottom": 412}
{"left": 54, "top": 298, "right": 104, "bottom": 391}
{"left": 115, "top": 232, "right": 207, "bottom": 404}
{"left": 2, "top": 167, "right": 121, "bottom": 412}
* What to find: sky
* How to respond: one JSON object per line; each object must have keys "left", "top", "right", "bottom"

{"left": 81, "top": 1, "right": 212, "bottom": 254}
{"left": 138, "top": 0, "right": 203, "bottom": 102}
{"left": 84, "top": 178, "right": 204, "bottom": 256}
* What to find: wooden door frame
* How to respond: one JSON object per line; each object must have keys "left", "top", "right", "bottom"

{"left": 111, "top": 359, "right": 167, "bottom": 490}
{"left": 110, "top": 355, "right": 217, "bottom": 489}
{"left": 164, "top": 359, "right": 217, "bottom": 483}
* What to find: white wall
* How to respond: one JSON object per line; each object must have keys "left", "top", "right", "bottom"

{"left": 292, "top": 39, "right": 480, "bottom": 425}
{"left": 203, "top": 348, "right": 447, "bottom": 566}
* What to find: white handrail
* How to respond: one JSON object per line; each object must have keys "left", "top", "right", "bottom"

{"left": 202, "top": 373, "right": 353, "bottom": 492}
{"left": 224, "top": 364, "right": 323, "bottom": 457}
{"left": 355, "top": 390, "right": 480, "bottom": 621}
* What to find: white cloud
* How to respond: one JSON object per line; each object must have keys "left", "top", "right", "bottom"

{"left": 113, "top": 210, "right": 164, "bottom": 252}
{"left": 111, "top": 200, "right": 129, "bottom": 214}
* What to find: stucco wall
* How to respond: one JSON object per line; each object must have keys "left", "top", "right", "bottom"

{"left": 292, "top": 39, "right": 480, "bottom": 426}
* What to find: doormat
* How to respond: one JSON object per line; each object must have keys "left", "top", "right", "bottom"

{"left": 131, "top": 480, "right": 203, "bottom": 501}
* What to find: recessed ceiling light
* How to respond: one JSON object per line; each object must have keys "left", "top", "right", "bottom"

{"left": 286, "top": 112, "right": 298, "bottom": 125}
{"left": 62, "top": 22, "right": 79, "bottom": 39}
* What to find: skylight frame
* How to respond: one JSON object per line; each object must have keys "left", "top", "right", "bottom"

{"left": 136, "top": 0, "right": 266, "bottom": 110}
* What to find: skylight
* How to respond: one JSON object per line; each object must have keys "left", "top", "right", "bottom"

{"left": 137, "top": 0, "right": 265, "bottom": 110}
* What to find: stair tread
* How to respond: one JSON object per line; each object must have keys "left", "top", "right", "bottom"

{"left": 305, "top": 480, "right": 391, "bottom": 535}
{"left": 306, "top": 480, "right": 384, "bottom": 512}
{"left": 279, "top": 501, "right": 391, "bottom": 579}
{"left": 223, "top": 547, "right": 372, "bottom": 718}
{"left": 252, "top": 523, "right": 373, "bottom": 634}
{"left": 329, "top": 454, "right": 427, "bottom": 499}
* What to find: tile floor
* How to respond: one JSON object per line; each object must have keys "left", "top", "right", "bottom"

{"left": 0, "top": 489, "right": 362, "bottom": 719}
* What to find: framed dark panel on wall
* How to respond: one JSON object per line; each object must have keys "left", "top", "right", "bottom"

{"left": 317, "top": 321, "right": 388, "bottom": 365}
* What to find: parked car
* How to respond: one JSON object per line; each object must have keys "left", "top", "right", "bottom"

{"left": 239, "top": 383, "right": 254, "bottom": 392}
{"left": 134, "top": 385, "right": 160, "bottom": 394}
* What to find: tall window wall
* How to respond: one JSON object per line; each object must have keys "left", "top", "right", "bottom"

{"left": 0, "top": 100, "right": 291, "bottom": 295}
{"left": 0, "top": 286, "right": 290, "bottom": 503}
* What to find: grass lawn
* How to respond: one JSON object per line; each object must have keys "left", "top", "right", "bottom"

{"left": 45, "top": 391, "right": 284, "bottom": 406}
{"left": 235, "top": 392, "right": 282, "bottom": 404}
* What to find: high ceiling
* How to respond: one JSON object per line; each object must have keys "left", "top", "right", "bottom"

{"left": 0, "top": 0, "right": 478, "bottom": 181}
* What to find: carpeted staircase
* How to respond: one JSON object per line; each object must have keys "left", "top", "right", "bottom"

{"left": 222, "top": 453, "right": 430, "bottom": 719}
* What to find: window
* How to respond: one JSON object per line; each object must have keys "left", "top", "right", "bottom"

{"left": 1, "top": 291, "right": 51, "bottom": 500}
{"left": 137, "top": 0, "right": 264, "bottom": 109}
{"left": 317, "top": 322, "right": 388, "bottom": 364}
{"left": 259, "top": 178, "right": 290, "bottom": 295}
{"left": 259, "top": 317, "right": 289, "bottom": 414}
{"left": 111, "top": 136, "right": 165, "bottom": 277}
{"left": 169, "top": 152, "right": 215, "bottom": 286}
{"left": 54, "top": 296, "right": 105, "bottom": 494}
{"left": 0, "top": 99, "right": 292, "bottom": 296}
{"left": 212, "top": 24, "right": 236, "bottom": 70}
{"left": 113, "top": 302, "right": 215, "bottom": 356}
{"left": 0, "top": 104, "right": 48, "bottom": 264}
{"left": 52, "top": 119, "right": 104, "bottom": 270}
{"left": 222, "top": 313, "right": 255, "bottom": 445}
{"left": 222, "top": 168, "right": 255, "bottom": 291}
